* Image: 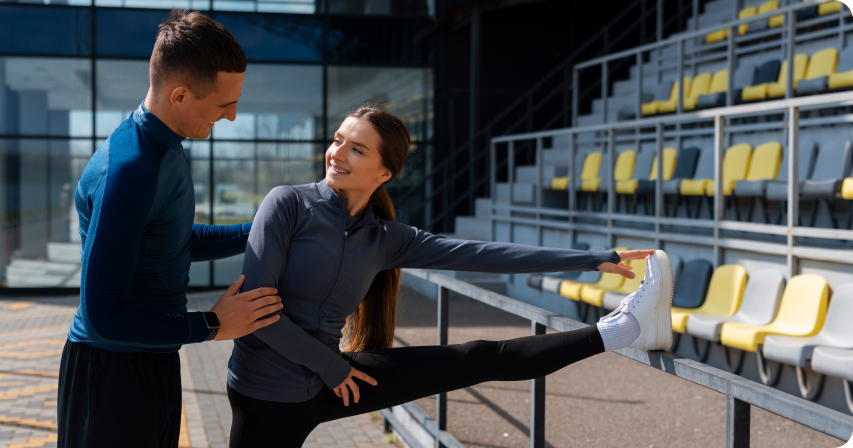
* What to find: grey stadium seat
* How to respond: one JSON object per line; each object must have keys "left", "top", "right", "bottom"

{"left": 671, "top": 259, "right": 713, "bottom": 309}
{"left": 812, "top": 346, "right": 853, "bottom": 383}
{"left": 696, "top": 63, "right": 756, "bottom": 110}
{"left": 763, "top": 283, "right": 853, "bottom": 368}
{"left": 687, "top": 269, "right": 785, "bottom": 342}
{"left": 527, "top": 242, "right": 592, "bottom": 290}
{"left": 741, "top": 142, "right": 816, "bottom": 198}
{"left": 641, "top": 146, "right": 700, "bottom": 196}
{"left": 765, "top": 141, "right": 844, "bottom": 201}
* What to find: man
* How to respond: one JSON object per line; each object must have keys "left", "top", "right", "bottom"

{"left": 58, "top": 9, "right": 282, "bottom": 447}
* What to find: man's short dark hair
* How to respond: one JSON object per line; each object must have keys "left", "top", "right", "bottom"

{"left": 151, "top": 9, "right": 247, "bottom": 98}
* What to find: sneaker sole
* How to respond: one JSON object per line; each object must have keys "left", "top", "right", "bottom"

{"left": 651, "top": 250, "right": 674, "bottom": 351}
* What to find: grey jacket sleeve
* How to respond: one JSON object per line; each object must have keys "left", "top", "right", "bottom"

{"left": 382, "top": 220, "right": 620, "bottom": 272}
{"left": 240, "top": 186, "right": 352, "bottom": 389}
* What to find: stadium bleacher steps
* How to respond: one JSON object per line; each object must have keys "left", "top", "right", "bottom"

{"left": 6, "top": 242, "right": 82, "bottom": 287}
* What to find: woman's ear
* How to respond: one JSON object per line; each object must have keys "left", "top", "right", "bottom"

{"left": 378, "top": 168, "right": 392, "bottom": 183}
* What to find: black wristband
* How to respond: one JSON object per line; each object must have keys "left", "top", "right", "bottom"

{"left": 202, "top": 312, "right": 220, "bottom": 342}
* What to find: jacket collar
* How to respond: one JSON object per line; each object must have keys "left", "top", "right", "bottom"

{"left": 132, "top": 101, "right": 186, "bottom": 149}
{"left": 316, "top": 179, "right": 378, "bottom": 227}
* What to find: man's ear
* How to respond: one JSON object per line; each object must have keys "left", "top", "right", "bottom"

{"left": 169, "top": 85, "right": 191, "bottom": 107}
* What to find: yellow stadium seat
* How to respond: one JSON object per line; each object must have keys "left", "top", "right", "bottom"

{"left": 738, "top": 6, "right": 758, "bottom": 35}
{"left": 551, "top": 152, "right": 602, "bottom": 190}
{"left": 576, "top": 247, "right": 628, "bottom": 306}
{"left": 819, "top": 1, "right": 842, "bottom": 15}
{"left": 842, "top": 178, "right": 853, "bottom": 200}
{"left": 650, "top": 148, "right": 678, "bottom": 181}
{"left": 744, "top": 141, "right": 782, "bottom": 182}
{"left": 829, "top": 70, "right": 853, "bottom": 90}
{"left": 705, "top": 143, "right": 752, "bottom": 196}
{"left": 804, "top": 47, "right": 838, "bottom": 80}
{"left": 559, "top": 280, "right": 584, "bottom": 301}
{"left": 684, "top": 72, "right": 712, "bottom": 111}
{"left": 672, "top": 265, "right": 747, "bottom": 334}
{"left": 581, "top": 150, "right": 635, "bottom": 192}
{"left": 759, "top": 1, "right": 784, "bottom": 29}
{"left": 767, "top": 54, "right": 809, "bottom": 97}
{"left": 706, "top": 29, "right": 729, "bottom": 43}
{"left": 741, "top": 83, "right": 770, "bottom": 101}
{"left": 657, "top": 77, "right": 693, "bottom": 113}
{"left": 706, "top": 69, "right": 729, "bottom": 96}
{"left": 720, "top": 274, "right": 828, "bottom": 352}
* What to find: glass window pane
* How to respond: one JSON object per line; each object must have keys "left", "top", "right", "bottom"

{"left": 96, "top": 9, "right": 171, "bottom": 58}
{"left": 326, "top": 17, "right": 433, "bottom": 64}
{"left": 212, "top": 0, "right": 315, "bottom": 13}
{"left": 326, "top": 66, "right": 433, "bottom": 141}
{"left": 0, "top": 138, "right": 90, "bottom": 287}
{"left": 327, "top": 0, "right": 431, "bottom": 16}
{"left": 212, "top": 12, "right": 323, "bottom": 62}
{"left": 0, "top": 5, "right": 91, "bottom": 56}
{"left": 95, "top": 60, "right": 150, "bottom": 137}
{"left": 94, "top": 0, "right": 209, "bottom": 9}
{"left": 212, "top": 64, "right": 322, "bottom": 140}
{"left": 0, "top": 57, "right": 93, "bottom": 137}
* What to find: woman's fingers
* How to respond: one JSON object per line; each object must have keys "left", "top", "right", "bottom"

{"left": 340, "top": 383, "right": 350, "bottom": 406}
{"left": 598, "top": 262, "right": 635, "bottom": 279}
{"left": 616, "top": 249, "right": 655, "bottom": 261}
{"left": 333, "top": 387, "right": 342, "bottom": 398}
{"left": 349, "top": 379, "right": 360, "bottom": 404}
{"left": 352, "top": 370, "right": 378, "bottom": 386}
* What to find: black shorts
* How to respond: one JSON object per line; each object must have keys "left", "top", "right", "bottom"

{"left": 57, "top": 340, "right": 182, "bottom": 448}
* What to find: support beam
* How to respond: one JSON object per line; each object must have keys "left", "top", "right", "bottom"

{"left": 726, "top": 394, "right": 751, "bottom": 448}
{"left": 435, "top": 286, "right": 449, "bottom": 448}
{"left": 530, "top": 322, "right": 546, "bottom": 448}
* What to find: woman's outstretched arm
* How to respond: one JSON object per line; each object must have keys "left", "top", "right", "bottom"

{"left": 382, "top": 221, "right": 641, "bottom": 275}
{"left": 239, "top": 186, "right": 353, "bottom": 390}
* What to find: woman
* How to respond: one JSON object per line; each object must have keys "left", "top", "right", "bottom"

{"left": 227, "top": 107, "right": 673, "bottom": 447}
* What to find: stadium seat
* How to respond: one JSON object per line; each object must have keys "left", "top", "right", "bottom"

{"left": 763, "top": 141, "right": 818, "bottom": 201}
{"left": 801, "top": 140, "right": 853, "bottom": 226}
{"left": 682, "top": 72, "right": 712, "bottom": 111}
{"left": 811, "top": 347, "right": 853, "bottom": 390}
{"left": 796, "top": 47, "right": 839, "bottom": 95}
{"left": 527, "top": 242, "right": 591, "bottom": 289}
{"left": 746, "top": 0, "right": 784, "bottom": 33}
{"left": 696, "top": 66, "right": 759, "bottom": 109}
{"left": 687, "top": 269, "right": 784, "bottom": 343}
{"left": 643, "top": 77, "right": 691, "bottom": 115}
{"left": 843, "top": 177, "right": 853, "bottom": 200}
{"left": 596, "top": 149, "right": 636, "bottom": 192}
{"left": 560, "top": 247, "right": 627, "bottom": 301}
{"left": 720, "top": 274, "right": 828, "bottom": 352}
{"left": 603, "top": 255, "right": 683, "bottom": 310}
{"left": 738, "top": 6, "right": 759, "bottom": 36}
{"left": 819, "top": 0, "right": 843, "bottom": 15}
{"left": 733, "top": 141, "right": 783, "bottom": 195}
{"left": 649, "top": 146, "right": 699, "bottom": 196}
{"left": 579, "top": 266, "right": 627, "bottom": 307}
{"left": 670, "top": 259, "right": 713, "bottom": 312}
{"left": 828, "top": 46, "right": 853, "bottom": 90}
{"left": 678, "top": 145, "right": 716, "bottom": 196}
{"left": 740, "top": 59, "right": 782, "bottom": 101}
{"left": 551, "top": 151, "right": 601, "bottom": 190}
{"left": 641, "top": 80, "right": 675, "bottom": 116}
{"left": 615, "top": 145, "right": 655, "bottom": 195}
{"left": 703, "top": 143, "right": 753, "bottom": 196}
{"left": 763, "top": 284, "right": 853, "bottom": 369}
{"left": 767, "top": 54, "right": 809, "bottom": 98}
{"left": 672, "top": 264, "right": 745, "bottom": 334}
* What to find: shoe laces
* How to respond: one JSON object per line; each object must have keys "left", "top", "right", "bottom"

{"left": 600, "top": 281, "right": 645, "bottom": 322}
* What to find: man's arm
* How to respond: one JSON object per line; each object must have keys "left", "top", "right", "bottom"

{"left": 190, "top": 223, "right": 252, "bottom": 261}
{"left": 239, "top": 186, "right": 353, "bottom": 389}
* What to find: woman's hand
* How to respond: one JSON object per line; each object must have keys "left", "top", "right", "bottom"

{"left": 333, "top": 365, "right": 377, "bottom": 406}
{"left": 596, "top": 249, "right": 655, "bottom": 279}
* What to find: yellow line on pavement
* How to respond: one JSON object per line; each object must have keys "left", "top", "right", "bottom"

{"left": 0, "top": 369, "right": 60, "bottom": 379}
{"left": 0, "top": 325, "right": 70, "bottom": 338}
{"left": 7, "top": 434, "right": 58, "bottom": 448}
{"left": 0, "top": 415, "right": 58, "bottom": 430}
{"left": 0, "top": 384, "right": 57, "bottom": 400}
{"left": 0, "top": 339, "right": 65, "bottom": 349}
{"left": 179, "top": 402, "right": 190, "bottom": 448}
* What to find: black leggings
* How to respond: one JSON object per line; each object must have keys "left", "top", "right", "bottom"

{"left": 228, "top": 325, "right": 604, "bottom": 448}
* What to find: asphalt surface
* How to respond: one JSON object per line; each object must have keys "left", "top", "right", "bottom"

{"left": 391, "top": 285, "right": 846, "bottom": 448}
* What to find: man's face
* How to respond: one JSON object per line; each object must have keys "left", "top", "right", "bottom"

{"left": 173, "top": 71, "right": 244, "bottom": 139}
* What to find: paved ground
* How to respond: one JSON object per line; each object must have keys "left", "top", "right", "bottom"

{"left": 0, "top": 287, "right": 847, "bottom": 448}
{"left": 0, "top": 293, "right": 396, "bottom": 448}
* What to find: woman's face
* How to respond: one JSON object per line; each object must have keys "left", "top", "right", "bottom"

{"left": 325, "top": 116, "right": 391, "bottom": 196}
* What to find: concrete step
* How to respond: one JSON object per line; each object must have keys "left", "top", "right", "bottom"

{"left": 6, "top": 258, "right": 82, "bottom": 287}
{"left": 515, "top": 166, "right": 541, "bottom": 184}
{"left": 453, "top": 216, "right": 491, "bottom": 241}
{"left": 48, "top": 242, "right": 82, "bottom": 264}
{"left": 474, "top": 197, "right": 492, "bottom": 219}
{"left": 495, "top": 182, "right": 536, "bottom": 204}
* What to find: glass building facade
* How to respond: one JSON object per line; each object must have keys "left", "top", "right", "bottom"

{"left": 0, "top": 1, "right": 434, "bottom": 288}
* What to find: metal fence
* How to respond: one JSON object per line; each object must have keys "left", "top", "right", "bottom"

{"left": 381, "top": 268, "right": 853, "bottom": 448}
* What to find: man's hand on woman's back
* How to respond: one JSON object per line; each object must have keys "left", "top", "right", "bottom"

{"left": 210, "top": 275, "right": 283, "bottom": 340}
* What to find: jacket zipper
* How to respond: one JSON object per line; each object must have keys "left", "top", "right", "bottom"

{"left": 315, "top": 217, "right": 349, "bottom": 328}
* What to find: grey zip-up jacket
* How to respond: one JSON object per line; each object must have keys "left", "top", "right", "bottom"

{"left": 227, "top": 179, "right": 620, "bottom": 402}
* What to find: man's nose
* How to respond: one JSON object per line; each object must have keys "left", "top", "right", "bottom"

{"left": 224, "top": 104, "right": 237, "bottom": 122}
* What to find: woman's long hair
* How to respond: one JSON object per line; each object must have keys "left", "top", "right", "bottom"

{"left": 340, "top": 106, "right": 410, "bottom": 353}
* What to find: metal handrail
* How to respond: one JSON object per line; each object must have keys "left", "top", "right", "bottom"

{"left": 575, "top": 0, "right": 835, "bottom": 69}
{"left": 391, "top": 268, "right": 853, "bottom": 448}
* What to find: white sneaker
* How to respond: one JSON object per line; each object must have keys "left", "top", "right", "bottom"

{"left": 599, "top": 250, "right": 673, "bottom": 351}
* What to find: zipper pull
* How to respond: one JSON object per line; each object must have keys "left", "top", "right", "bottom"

{"left": 344, "top": 230, "right": 348, "bottom": 239}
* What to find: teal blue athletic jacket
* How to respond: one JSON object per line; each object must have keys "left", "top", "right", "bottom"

{"left": 68, "top": 102, "right": 251, "bottom": 353}
{"left": 228, "top": 180, "right": 620, "bottom": 402}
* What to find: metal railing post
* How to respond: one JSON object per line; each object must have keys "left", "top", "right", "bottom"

{"left": 490, "top": 141, "right": 496, "bottom": 242}
{"left": 726, "top": 394, "right": 750, "bottom": 448}
{"left": 786, "top": 9, "right": 796, "bottom": 99}
{"left": 787, "top": 106, "right": 800, "bottom": 278}
{"left": 602, "top": 61, "right": 609, "bottom": 123}
{"left": 569, "top": 133, "right": 577, "bottom": 241}
{"left": 655, "top": 123, "right": 664, "bottom": 248}
{"left": 572, "top": 69, "right": 579, "bottom": 128}
{"left": 530, "top": 322, "right": 546, "bottom": 448}
{"left": 607, "top": 128, "right": 616, "bottom": 247}
{"left": 536, "top": 138, "right": 543, "bottom": 246}
{"left": 726, "top": 25, "right": 735, "bottom": 107}
{"left": 436, "top": 285, "right": 449, "bottom": 448}
{"left": 713, "top": 114, "right": 724, "bottom": 268}
{"left": 676, "top": 40, "right": 684, "bottom": 114}
{"left": 635, "top": 52, "right": 643, "bottom": 119}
